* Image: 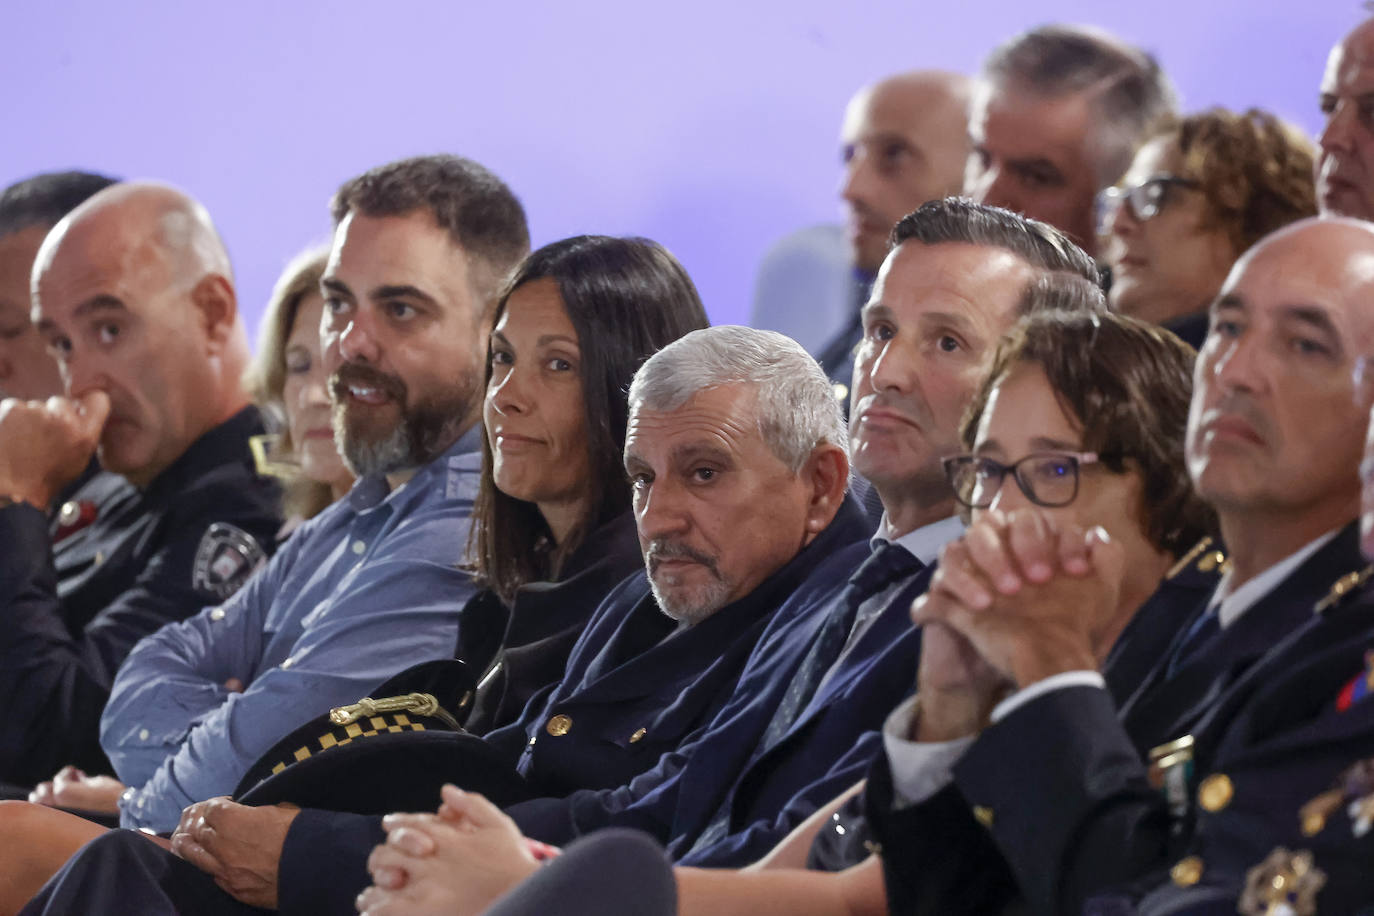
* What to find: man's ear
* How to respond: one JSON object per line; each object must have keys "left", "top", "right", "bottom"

{"left": 800, "top": 442, "right": 850, "bottom": 544}
{"left": 190, "top": 274, "right": 238, "bottom": 351}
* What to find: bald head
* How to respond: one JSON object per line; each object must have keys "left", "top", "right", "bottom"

{"left": 1318, "top": 17, "right": 1374, "bottom": 220}
{"left": 1186, "top": 216, "right": 1374, "bottom": 548}
{"left": 31, "top": 182, "right": 252, "bottom": 487}
{"left": 841, "top": 70, "right": 971, "bottom": 273}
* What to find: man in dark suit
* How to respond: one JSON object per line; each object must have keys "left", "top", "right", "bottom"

{"left": 871, "top": 216, "right": 1374, "bottom": 915}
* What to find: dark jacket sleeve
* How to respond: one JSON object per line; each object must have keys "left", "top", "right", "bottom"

{"left": 952, "top": 685, "right": 1170, "bottom": 916}
{"left": 864, "top": 752, "right": 1017, "bottom": 916}
{"left": 278, "top": 809, "right": 385, "bottom": 916}
{"left": 0, "top": 479, "right": 278, "bottom": 784}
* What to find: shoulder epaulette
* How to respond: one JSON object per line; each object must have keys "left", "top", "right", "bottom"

{"left": 1314, "top": 565, "right": 1374, "bottom": 615}
{"left": 1167, "top": 537, "right": 1228, "bottom": 580}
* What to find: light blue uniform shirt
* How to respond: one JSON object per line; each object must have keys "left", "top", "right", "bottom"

{"left": 102, "top": 427, "right": 482, "bottom": 832}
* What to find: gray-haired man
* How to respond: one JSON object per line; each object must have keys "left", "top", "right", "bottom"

{"left": 965, "top": 24, "right": 1178, "bottom": 256}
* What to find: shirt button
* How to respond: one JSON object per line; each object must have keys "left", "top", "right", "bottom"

{"left": 546, "top": 714, "right": 573, "bottom": 737}
{"left": 351, "top": 540, "right": 366, "bottom": 555}
{"left": 138, "top": 728, "right": 150, "bottom": 741}
{"left": 210, "top": 608, "right": 226, "bottom": 622}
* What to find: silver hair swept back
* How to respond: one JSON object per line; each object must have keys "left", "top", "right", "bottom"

{"left": 628, "top": 325, "right": 849, "bottom": 472}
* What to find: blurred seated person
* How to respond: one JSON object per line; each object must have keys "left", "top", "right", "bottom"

{"left": 243, "top": 245, "right": 354, "bottom": 533}
{"left": 1099, "top": 107, "right": 1316, "bottom": 348}
{"left": 352, "top": 305, "right": 1212, "bottom": 916}
{"left": 459, "top": 234, "right": 710, "bottom": 733}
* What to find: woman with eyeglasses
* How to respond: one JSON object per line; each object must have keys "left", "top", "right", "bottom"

{"left": 1098, "top": 108, "right": 1316, "bottom": 348}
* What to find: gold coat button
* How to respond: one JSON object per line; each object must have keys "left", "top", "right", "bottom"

{"left": 831, "top": 382, "right": 849, "bottom": 402}
{"left": 1171, "top": 856, "right": 1204, "bottom": 887}
{"left": 972, "top": 805, "right": 995, "bottom": 828}
{"left": 546, "top": 714, "right": 572, "bottom": 737}
{"left": 1197, "top": 774, "right": 1234, "bottom": 812}
{"left": 58, "top": 501, "right": 81, "bottom": 527}
{"left": 629, "top": 727, "right": 647, "bottom": 744}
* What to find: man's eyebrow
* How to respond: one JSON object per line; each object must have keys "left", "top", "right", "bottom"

{"left": 1281, "top": 305, "right": 1342, "bottom": 340}
{"left": 1211, "top": 293, "right": 1245, "bottom": 314}
{"left": 917, "top": 310, "right": 976, "bottom": 333}
{"left": 670, "top": 442, "right": 734, "bottom": 466}
{"left": 1007, "top": 156, "right": 1065, "bottom": 179}
{"left": 860, "top": 302, "right": 892, "bottom": 323}
{"left": 371, "top": 284, "right": 438, "bottom": 306}
{"left": 320, "top": 277, "right": 352, "bottom": 298}
{"left": 73, "top": 295, "right": 127, "bottom": 319}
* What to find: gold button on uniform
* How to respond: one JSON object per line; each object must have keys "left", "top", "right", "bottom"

{"left": 972, "top": 805, "right": 995, "bottom": 828}
{"left": 831, "top": 382, "right": 848, "bottom": 402}
{"left": 1197, "top": 773, "right": 1233, "bottom": 812}
{"left": 546, "top": 714, "right": 573, "bottom": 737}
{"left": 1171, "top": 856, "right": 1204, "bottom": 887}
{"left": 629, "top": 727, "right": 647, "bottom": 744}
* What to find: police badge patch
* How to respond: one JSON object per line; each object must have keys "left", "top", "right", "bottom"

{"left": 192, "top": 523, "right": 267, "bottom": 599}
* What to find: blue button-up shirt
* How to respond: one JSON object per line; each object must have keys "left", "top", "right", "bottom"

{"left": 101, "top": 427, "right": 482, "bottom": 832}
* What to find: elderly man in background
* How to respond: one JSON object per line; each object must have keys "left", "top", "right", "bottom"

{"left": 965, "top": 24, "right": 1177, "bottom": 258}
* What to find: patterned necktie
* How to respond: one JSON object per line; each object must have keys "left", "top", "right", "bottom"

{"left": 759, "top": 541, "right": 922, "bottom": 750}
{"left": 686, "top": 541, "right": 921, "bottom": 856}
{"left": 1166, "top": 607, "right": 1222, "bottom": 677}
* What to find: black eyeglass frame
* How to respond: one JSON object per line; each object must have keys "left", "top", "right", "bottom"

{"left": 1096, "top": 174, "right": 1201, "bottom": 235}
{"left": 941, "top": 451, "right": 1101, "bottom": 509}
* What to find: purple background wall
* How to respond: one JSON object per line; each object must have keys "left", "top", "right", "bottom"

{"left": 1, "top": 1, "right": 1361, "bottom": 339}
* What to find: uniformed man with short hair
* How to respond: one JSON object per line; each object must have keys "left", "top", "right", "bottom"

{"left": 0, "top": 181, "right": 282, "bottom": 790}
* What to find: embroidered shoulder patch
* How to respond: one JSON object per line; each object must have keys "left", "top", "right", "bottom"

{"left": 192, "top": 523, "right": 266, "bottom": 600}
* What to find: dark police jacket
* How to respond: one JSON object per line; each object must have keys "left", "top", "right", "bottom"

{"left": 867, "top": 523, "right": 1367, "bottom": 916}
{"left": 0, "top": 406, "right": 280, "bottom": 785}
{"left": 273, "top": 493, "right": 871, "bottom": 916}
{"left": 460, "top": 510, "right": 642, "bottom": 736}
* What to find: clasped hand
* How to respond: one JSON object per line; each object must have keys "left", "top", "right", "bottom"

{"left": 912, "top": 508, "right": 1123, "bottom": 700}
{"left": 356, "top": 785, "right": 546, "bottom": 916}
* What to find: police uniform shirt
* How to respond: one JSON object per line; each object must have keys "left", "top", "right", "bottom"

{"left": 0, "top": 406, "right": 281, "bottom": 786}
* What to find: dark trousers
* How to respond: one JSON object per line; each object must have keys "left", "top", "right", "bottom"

{"left": 20, "top": 829, "right": 268, "bottom": 916}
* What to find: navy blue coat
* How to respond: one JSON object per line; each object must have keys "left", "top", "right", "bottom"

{"left": 507, "top": 535, "right": 941, "bottom": 869}
{"left": 271, "top": 494, "right": 871, "bottom": 915}
{"left": 867, "top": 523, "right": 1372, "bottom": 916}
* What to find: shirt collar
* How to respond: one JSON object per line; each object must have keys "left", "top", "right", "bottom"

{"left": 871, "top": 513, "right": 964, "bottom": 566}
{"left": 1210, "top": 526, "right": 1342, "bottom": 629}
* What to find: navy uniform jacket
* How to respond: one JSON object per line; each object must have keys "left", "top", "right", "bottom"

{"left": 271, "top": 494, "right": 871, "bottom": 915}
{"left": 0, "top": 406, "right": 280, "bottom": 785}
{"left": 461, "top": 510, "right": 642, "bottom": 735}
{"left": 505, "top": 523, "right": 949, "bottom": 870}
{"left": 867, "top": 523, "right": 1367, "bottom": 916}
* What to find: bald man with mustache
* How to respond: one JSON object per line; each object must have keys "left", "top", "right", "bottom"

{"left": 0, "top": 182, "right": 280, "bottom": 794}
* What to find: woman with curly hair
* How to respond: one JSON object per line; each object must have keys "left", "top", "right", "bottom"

{"left": 1098, "top": 107, "right": 1317, "bottom": 347}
